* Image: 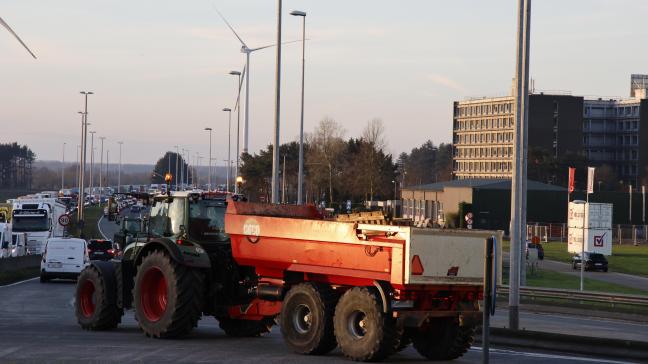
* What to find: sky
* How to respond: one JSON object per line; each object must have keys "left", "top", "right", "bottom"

{"left": 1, "top": 0, "right": 648, "bottom": 165}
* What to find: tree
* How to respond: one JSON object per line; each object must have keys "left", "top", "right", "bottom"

{"left": 306, "top": 118, "right": 346, "bottom": 205}
{"left": 0, "top": 142, "right": 35, "bottom": 189}
{"left": 152, "top": 152, "right": 189, "bottom": 185}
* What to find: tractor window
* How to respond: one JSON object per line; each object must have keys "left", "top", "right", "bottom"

{"left": 188, "top": 199, "right": 228, "bottom": 243}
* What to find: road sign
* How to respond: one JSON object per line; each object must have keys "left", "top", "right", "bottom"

{"left": 58, "top": 214, "right": 70, "bottom": 226}
{"left": 465, "top": 212, "right": 473, "bottom": 221}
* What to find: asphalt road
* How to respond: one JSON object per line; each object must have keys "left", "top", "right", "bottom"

{"left": 0, "top": 278, "right": 640, "bottom": 364}
{"left": 504, "top": 252, "right": 648, "bottom": 291}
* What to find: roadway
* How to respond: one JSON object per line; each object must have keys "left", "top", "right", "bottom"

{"left": 0, "top": 278, "right": 639, "bottom": 364}
{"left": 504, "top": 252, "right": 648, "bottom": 291}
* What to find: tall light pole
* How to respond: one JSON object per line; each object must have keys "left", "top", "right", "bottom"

{"left": 61, "top": 142, "right": 66, "bottom": 190}
{"left": 89, "top": 131, "right": 96, "bottom": 200}
{"left": 174, "top": 145, "right": 179, "bottom": 191}
{"left": 509, "top": 0, "right": 531, "bottom": 331}
{"left": 185, "top": 148, "right": 191, "bottom": 187}
{"left": 290, "top": 9, "right": 307, "bottom": 204}
{"left": 78, "top": 90, "right": 93, "bottom": 224}
{"left": 271, "top": 0, "right": 283, "bottom": 204}
{"left": 223, "top": 108, "right": 232, "bottom": 193}
{"left": 229, "top": 71, "right": 242, "bottom": 193}
{"left": 118, "top": 141, "right": 123, "bottom": 193}
{"left": 75, "top": 144, "right": 79, "bottom": 193}
{"left": 99, "top": 136, "right": 105, "bottom": 197}
{"left": 204, "top": 127, "right": 213, "bottom": 190}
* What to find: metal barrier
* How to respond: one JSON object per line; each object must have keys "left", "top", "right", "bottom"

{"left": 497, "top": 285, "right": 648, "bottom": 307}
{"left": 526, "top": 223, "right": 648, "bottom": 245}
{"left": 526, "top": 223, "right": 565, "bottom": 241}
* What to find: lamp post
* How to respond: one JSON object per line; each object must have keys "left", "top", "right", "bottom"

{"left": 290, "top": 9, "right": 307, "bottom": 204}
{"left": 174, "top": 145, "right": 179, "bottom": 191}
{"left": 204, "top": 127, "right": 213, "bottom": 190}
{"left": 78, "top": 90, "right": 93, "bottom": 224}
{"left": 61, "top": 142, "right": 66, "bottom": 190}
{"left": 118, "top": 141, "right": 123, "bottom": 193}
{"left": 99, "top": 136, "right": 105, "bottom": 198}
{"left": 229, "top": 71, "right": 241, "bottom": 193}
{"left": 223, "top": 108, "right": 232, "bottom": 193}
{"left": 89, "top": 130, "right": 96, "bottom": 200}
{"left": 271, "top": 0, "right": 283, "bottom": 204}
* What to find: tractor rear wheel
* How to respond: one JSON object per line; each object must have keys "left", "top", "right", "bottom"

{"left": 218, "top": 317, "right": 274, "bottom": 337}
{"left": 75, "top": 265, "right": 123, "bottom": 330}
{"left": 280, "top": 283, "right": 337, "bottom": 355}
{"left": 333, "top": 287, "right": 396, "bottom": 362}
{"left": 410, "top": 317, "right": 475, "bottom": 360}
{"left": 133, "top": 250, "right": 204, "bottom": 338}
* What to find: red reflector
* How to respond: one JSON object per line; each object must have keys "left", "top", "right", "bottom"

{"left": 477, "top": 291, "right": 484, "bottom": 300}
{"left": 411, "top": 255, "right": 424, "bottom": 275}
{"left": 177, "top": 239, "right": 183, "bottom": 245}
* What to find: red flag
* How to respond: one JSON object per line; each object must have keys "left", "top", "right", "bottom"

{"left": 568, "top": 167, "right": 575, "bottom": 193}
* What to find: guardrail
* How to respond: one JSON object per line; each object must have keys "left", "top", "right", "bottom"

{"left": 497, "top": 285, "right": 648, "bottom": 307}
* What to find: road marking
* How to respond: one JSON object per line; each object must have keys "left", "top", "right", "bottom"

{"left": 0, "top": 277, "right": 38, "bottom": 288}
{"left": 97, "top": 215, "right": 108, "bottom": 240}
{"left": 471, "top": 347, "right": 635, "bottom": 364}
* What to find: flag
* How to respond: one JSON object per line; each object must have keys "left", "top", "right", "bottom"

{"left": 587, "top": 167, "right": 595, "bottom": 194}
{"left": 568, "top": 167, "right": 575, "bottom": 193}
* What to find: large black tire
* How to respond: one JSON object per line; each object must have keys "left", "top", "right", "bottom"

{"left": 333, "top": 287, "right": 396, "bottom": 362}
{"left": 75, "top": 265, "right": 123, "bottom": 330}
{"left": 410, "top": 318, "right": 475, "bottom": 361}
{"left": 133, "top": 250, "right": 204, "bottom": 338}
{"left": 218, "top": 317, "right": 274, "bottom": 337}
{"left": 394, "top": 328, "right": 411, "bottom": 352}
{"left": 280, "top": 283, "right": 337, "bottom": 355}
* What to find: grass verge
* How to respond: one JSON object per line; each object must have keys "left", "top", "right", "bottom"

{"left": 502, "top": 239, "right": 648, "bottom": 277}
{"left": 0, "top": 267, "right": 39, "bottom": 286}
{"left": 68, "top": 205, "right": 103, "bottom": 239}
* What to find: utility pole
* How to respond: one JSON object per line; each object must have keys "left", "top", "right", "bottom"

{"left": 174, "top": 145, "right": 179, "bottom": 191}
{"left": 99, "top": 136, "right": 105, "bottom": 198}
{"left": 508, "top": 0, "right": 531, "bottom": 331}
{"left": 282, "top": 154, "right": 286, "bottom": 203}
{"left": 78, "top": 90, "right": 93, "bottom": 225}
{"left": 290, "top": 10, "right": 307, "bottom": 204}
{"left": 271, "top": 0, "right": 283, "bottom": 204}
{"left": 118, "top": 141, "right": 123, "bottom": 193}
{"left": 223, "top": 108, "right": 232, "bottom": 193}
{"left": 61, "top": 142, "right": 66, "bottom": 190}
{"left": 89, "top": 131, "right": 96, "bottom": 200}
{"left": 205, "top": 127, "right": 213, "bottom": 190}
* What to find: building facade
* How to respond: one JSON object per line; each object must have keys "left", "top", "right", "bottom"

{"left": 452, "top": 75, "right": 648, "bottom": 185}
{"left": 452, "top": 94, "right": 583, "bottom": 179}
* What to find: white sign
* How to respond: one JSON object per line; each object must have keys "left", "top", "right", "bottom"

{"left": 587, "top": 167, "right": 595, "bottom": 194}
{"left": 567, "top": 202, "right": 612, "bottom": 229}
{"left": 567, "top": 227, "right": 612, "bottom": 256}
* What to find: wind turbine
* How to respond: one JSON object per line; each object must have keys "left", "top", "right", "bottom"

{"left": 215, "top": 9, "right": 300, "bottom": 155}
{"left": 0, "top": 17, "right": 36, "bottom": 59}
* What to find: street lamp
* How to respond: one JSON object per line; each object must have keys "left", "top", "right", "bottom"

{"left": 174, "top": 145, "right": 179, "bottom": 191}
{"left": 290, "top": 9, "right": 307, "bottom": 204}
{"left": 229, "top": 71, "right": 242, "bottom": 194}
{"left": 223, "top": 108, "right": 232, "bottom": 193}
{"left": 204, "top": 127, "right": 213, "bottom": 191}
{"left": 117, "top": 141, "right": 123, "bottom": 193}
{"left": 61, "top": 142, "right": 66, "bottom": 190}
{"left": 270, "top": 0, "right": 283, "bottom": 204}
{"left": 78, "top": 90, "right": 93, "bottom": 224}
{"left": 99, "top": 136, "right": 105, "bottom": 198}
{"left": 89, "top": 131, "right": 96, "bottom": 200}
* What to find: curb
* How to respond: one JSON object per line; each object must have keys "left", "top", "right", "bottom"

{"left": 477, "top": 327, "right": 648, "bottom": 361}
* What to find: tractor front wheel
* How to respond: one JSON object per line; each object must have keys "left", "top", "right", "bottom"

{"left": 75, "top": 265, "right": 123, "bottom": 330}
{"left": 133, "top": 250, "right": 204, "bottom": 338}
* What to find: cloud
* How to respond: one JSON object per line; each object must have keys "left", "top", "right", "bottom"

{"left": 427, "top": 74, "right": 466, "bottom": 93}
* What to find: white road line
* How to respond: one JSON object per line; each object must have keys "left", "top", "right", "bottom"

{"left": 0, "top": 277, "right": 38, "bottom": 288}
{"left": 471, "top": 347, "right": 637, "bottom": 364}
{"left": 97, "top": 215, "right": 108, "bottom": 240}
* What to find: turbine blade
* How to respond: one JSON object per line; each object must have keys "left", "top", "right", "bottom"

{"left": 249, "top": 39, "right": 305, "bottom": 52}
{"left": 0, "top": 17, "right": 37, "bottom": 59}
{"left": 211, "top": 6, "right": 247, "bottom": 48}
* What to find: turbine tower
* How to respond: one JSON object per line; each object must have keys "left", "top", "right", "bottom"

{"left": 0, "top": 17, "right": 37, "bottom": 58}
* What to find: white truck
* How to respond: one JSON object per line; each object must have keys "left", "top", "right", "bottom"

{"left": 9, "top": 198, "right": 67, "bottom": 254}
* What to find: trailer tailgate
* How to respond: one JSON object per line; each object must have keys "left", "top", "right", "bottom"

{"left": 405, "top": 228, "right": 502, "bottom": 285}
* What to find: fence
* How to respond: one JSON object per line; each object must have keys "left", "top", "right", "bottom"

{"left": 526, "top": 222, "right": 647, "bottom": 245}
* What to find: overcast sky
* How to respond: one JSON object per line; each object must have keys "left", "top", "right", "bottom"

{"left": 2, "top": 0, "right": 647, "bottom": 165}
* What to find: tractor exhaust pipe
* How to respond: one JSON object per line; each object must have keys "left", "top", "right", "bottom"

{"left": 250, "top": 284, "right": 283, "bottom": 301}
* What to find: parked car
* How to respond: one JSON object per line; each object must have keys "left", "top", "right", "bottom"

{"left": 87, "top": 239, "right": 120, "bottom": 260}
{"left": 40, "top": 237, "right": 89, "bottom": 282}
{"left": 526, "top": 242, "right": 544, "bottom": 260}
{"left": 572, "top": 252, "right": 608, "bottom": 272}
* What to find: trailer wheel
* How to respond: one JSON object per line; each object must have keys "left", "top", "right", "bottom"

{"left": 75, "top": 265, "right": 123, "bottom": 330}
{"left": 411, "top": 317, "right": 475, "bottom": 360}
{"left": 280, "top": 283, "right": 337, "bottom": 355}
{"left": 334, "top": 287, "right": 396, "bottom": 362}
{"left": 218, "top": 317, "right": 274, "bottom": 337}
{"left": 133, "top": 250, "right": 204, "bottom": 338}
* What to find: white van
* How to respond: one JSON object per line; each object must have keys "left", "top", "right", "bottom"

{"left": 10, "top": 233, "right": 27, "bottom": 257}
{"left": 40, "top": 238, "right": 89, "bottom": 282}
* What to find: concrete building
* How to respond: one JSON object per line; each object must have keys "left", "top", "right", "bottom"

{"left": 452, "top": 75, "right": 648, "bottom": 185}
{"left": 452, "top": 94, "right": 583, "bottom": 180}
